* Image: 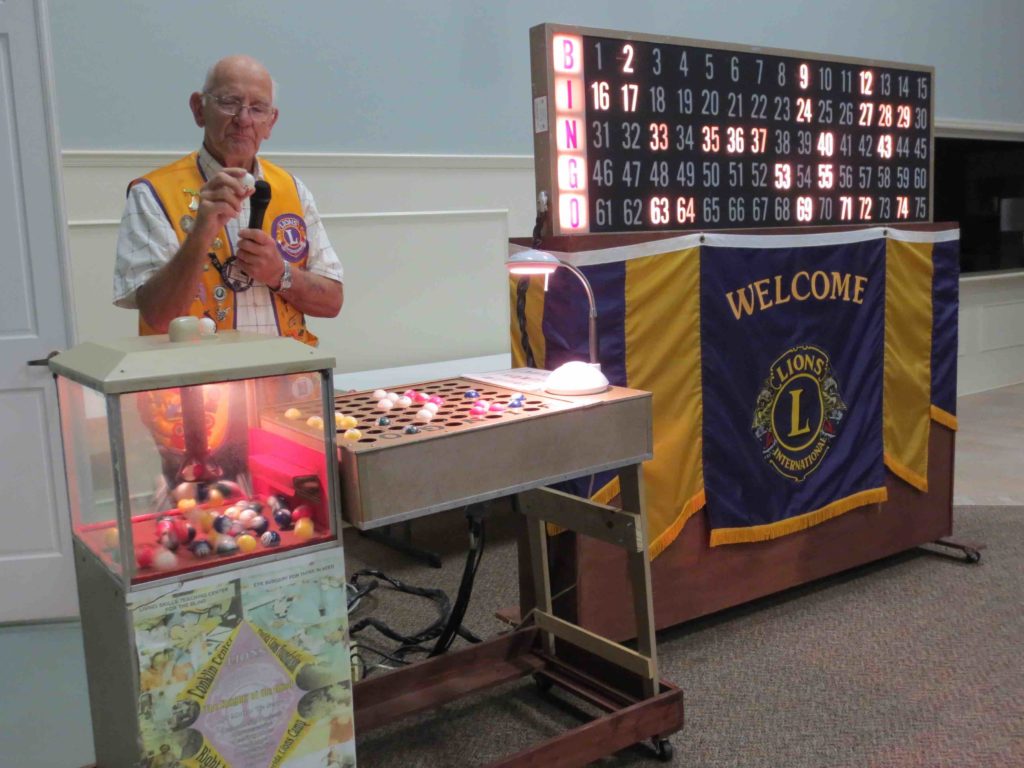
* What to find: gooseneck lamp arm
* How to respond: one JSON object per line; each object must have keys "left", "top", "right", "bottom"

{"left": 559, "top": 261, "right": 600, "bottom": 366}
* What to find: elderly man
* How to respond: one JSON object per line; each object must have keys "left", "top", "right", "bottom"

{"left": 113, "top": 55, "right": 342, "bottom": 346}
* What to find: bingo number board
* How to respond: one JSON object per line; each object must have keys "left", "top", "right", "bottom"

{"left": 529, "top": 23, "right": 934, "bottom": 235}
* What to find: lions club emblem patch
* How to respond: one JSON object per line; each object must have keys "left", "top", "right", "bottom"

{"left": 271, "top": 213, "right": 309, "bottom": 263}
{"left": 751, "top": 345, "right": 847, "bottom": 482}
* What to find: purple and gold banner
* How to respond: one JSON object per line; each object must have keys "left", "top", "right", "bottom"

{"left": 700, "top": 239, "right": 887, "bottom": 544}
{"left": 509, "top": 226, "right": 959, "bottom": 555}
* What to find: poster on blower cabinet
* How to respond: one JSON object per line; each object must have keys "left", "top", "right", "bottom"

{"left": 129, "top": 549, "right": 356, "bottom": 768}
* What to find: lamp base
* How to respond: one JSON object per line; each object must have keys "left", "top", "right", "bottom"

{"left": 544, "top": 361, "right": 610, "bottom": 396}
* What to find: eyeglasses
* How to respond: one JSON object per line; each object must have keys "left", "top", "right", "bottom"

{"left": 203, "top": 93, "right": 274, "bottom": 123}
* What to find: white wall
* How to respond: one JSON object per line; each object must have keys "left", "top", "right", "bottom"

{"left": 64, "top": 151, "right": 536, "bottom": 372}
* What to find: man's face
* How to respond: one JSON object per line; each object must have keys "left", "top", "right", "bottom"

{"left": 190, "top": 60, "right": 277, "bottom": 170}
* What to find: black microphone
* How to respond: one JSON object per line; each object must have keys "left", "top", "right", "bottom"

{"left": 248, "top": 180, "right": 272, "bottom": 230}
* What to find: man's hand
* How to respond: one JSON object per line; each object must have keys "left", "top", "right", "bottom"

{"left": 235, "top": 228, "right": 285, "bottom": 288}
{"left": 191, "top": 168, "right": 252, "bottom": 244}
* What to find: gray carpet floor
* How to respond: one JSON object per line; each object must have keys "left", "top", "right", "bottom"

{"left": 342, "top": 505, "right": 1023, "bottom": 767}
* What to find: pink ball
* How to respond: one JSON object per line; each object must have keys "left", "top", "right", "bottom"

{"left": 136, "top": 545, "right": 155, "bottom": 569}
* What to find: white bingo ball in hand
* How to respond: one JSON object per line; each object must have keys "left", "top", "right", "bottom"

{"left": 242, "top": 172, "right": 255, "bottom": 191}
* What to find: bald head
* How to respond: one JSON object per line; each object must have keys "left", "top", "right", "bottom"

{"left": 203, "top": 55, "right": 277, "bottom": 105}
{"left": 190, "top": 54, "right": 279, "bottom": 170}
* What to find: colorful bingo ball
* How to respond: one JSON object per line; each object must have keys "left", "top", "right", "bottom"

{"left": 267, "top": 493, "right": 287, "bottom": 510}
{"left": 158, "top": 531, "right": 180, "bottom": 551}
{"left": 414, "top": 409, "right": 433, "bottom": 423}
{"left": 226, "top": 521, "right": 246, "bottom": 538}
{"left": 339, "top": 415, "right": 359, "bottom": 430}
{"left": 284, "top": 407, "right": 302, "bottom": 420}
{"left": 153, "top": 548, "right": 178, "bottom": 570}
{"left": 396, "top": 396, "right": 413, "bottom": 408}
{"left": 260, "top": 531, "right": 281, "bottom": 548}
{"left": 464, "top": 389, "right": 480, "bottom": 399}
{"left": 215, "top": 480, "right": 243, "bottom": 498}
{"left": 489, "top": 403, "right": 506, "bottom": 413}
{"left": 273, "top": 508, "right": 294, "bottom": 530}
{"left": 206, "top": 487, "right": 224, "bottom": 506}
{"left": 428, "top": 395, "right": 444, "bottom": 405}
{"left": 248, "top": 515, "right": 269, "bottom": 536}
{"left": 216, "top": 537, "right": 239, "bottom": 555}
{"left": 413, "top": 391, "right": 430, "bottom": 404}
{"left": 377, "top": 416, "right": 391, "bottom": 426}
{"left": 306, "top": 415, "right": 324, "bottom": 430}
{"left": 343, "top": 428, "right": 362, "bottom": 441}
{"left": 213, "top": 515, "right": 232, "bottom": 534}
{"left": 136, "top": 545, "right": 156, "bottom": 569}
{"left": 403, "top": 389, "right": 417, "bottom": 399}
{"left": 188, "top": 507, "right": 213, "bottom": 533}
{"left": 173, "top": 482, "right": 198, "bottom": 502}
{"left": 176, "top": 497, "right": 196, "bottom": 512}
{"left": 236, "top": 534, "right": 259, "bottom": 553}
{"left": 404, "top": 425, "right": 420, "bottom": 434}
{"left": 102, "top": 527, "right": 119, "bottom": 550}
{"left": 373, "top": 389, "right": 388, "bottom": 400}
{"left": 291, "top": 505, "right": 313, "bottom": 521}
{"left": 238, "top": 508, "right": 258, "bottom": 527}
{"left": 173, "top": 519, "right": 196, "bottom": 545}
{"left": 294, "top": 518, "right": 315, "bottom": 540}
{"left": 189, "top": 539, "right": 213, "bottom": 558}
{"left": 376, "top": 398, "right": 394, "bottom": 411}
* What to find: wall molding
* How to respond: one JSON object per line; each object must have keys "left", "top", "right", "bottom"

{"left": 934, "top": 118, "right": 1024, "bottom": 141}
{"left": 62, "top": 149, "right": 535, "bottom": 171}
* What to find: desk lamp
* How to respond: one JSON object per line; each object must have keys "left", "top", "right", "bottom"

{"left": 506, "top": 249, "right": 610, "bottom": 395}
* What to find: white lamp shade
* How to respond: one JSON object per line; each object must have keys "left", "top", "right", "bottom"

{"left": 545, "top": 361, "right": 610, "bottom": 396}
{"left": 506, "top": 249, "right": 560, "bottom": 275}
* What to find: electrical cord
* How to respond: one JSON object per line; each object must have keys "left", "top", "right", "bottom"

{"left": 346, "top": 506, "right": 489, "bottom": 675}
{"left": 429, "top": 509, "right": 486, "bottom": 657}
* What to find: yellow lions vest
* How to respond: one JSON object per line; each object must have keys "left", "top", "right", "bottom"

{"left": 129, "top": 152, "right": 318, "bottom": 346}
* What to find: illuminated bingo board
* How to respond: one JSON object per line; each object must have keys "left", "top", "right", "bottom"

{"left": 530, "top": 24, "right": 934, "bottom": 235}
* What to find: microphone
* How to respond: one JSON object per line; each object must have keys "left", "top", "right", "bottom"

{"left": 248, "top": 180, "right": 272, "bottom": 230}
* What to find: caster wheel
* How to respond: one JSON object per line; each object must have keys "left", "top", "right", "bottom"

{"left": 532, "top": 673, "right": 553, "bottom": 693}
{"left": 652, "top": 738, "right": 673, "bottom": 762}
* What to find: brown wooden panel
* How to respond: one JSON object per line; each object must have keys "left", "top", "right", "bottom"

{"left": 488, "top": 686, "right": 683, "bottom": 768}
{"left": 568, "top": 425, "right": 954, "bottom": 641}
{"left": 353, "top": 628, "right": 542, "bottom": 732}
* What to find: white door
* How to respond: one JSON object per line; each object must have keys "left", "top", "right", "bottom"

{"left": 0, "top": 0, "right": 78, "bottom": 621}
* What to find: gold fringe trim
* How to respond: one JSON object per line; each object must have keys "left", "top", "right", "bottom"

{"left": 709, "top": 487, "right": 888, "bottom": 546}
{"left": 591, "top": 476, "right": 621, "bottom": 506}
{"left": 648, "top": 489, "right": 706, "bottom": 560}
{"left": 930, "top": 405, "right": 958, "bottom": 431}
{"left": 884, "top": 451, "right": 929, "bottom": 492}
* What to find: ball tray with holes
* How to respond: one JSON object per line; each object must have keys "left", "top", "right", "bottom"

{"left": 260, "top": 377, "right": 652, "bottom": 529}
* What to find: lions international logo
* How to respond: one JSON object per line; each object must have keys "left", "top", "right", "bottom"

{"left": 271, "top": 213, "right": 309, "bottom": 263}
{"left": 751, "top": 345, "right": 847, "bottom": 482}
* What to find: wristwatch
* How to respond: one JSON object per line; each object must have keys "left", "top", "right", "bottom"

{"left": 272, "top": 261, "right": 292, "bottom": 292}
